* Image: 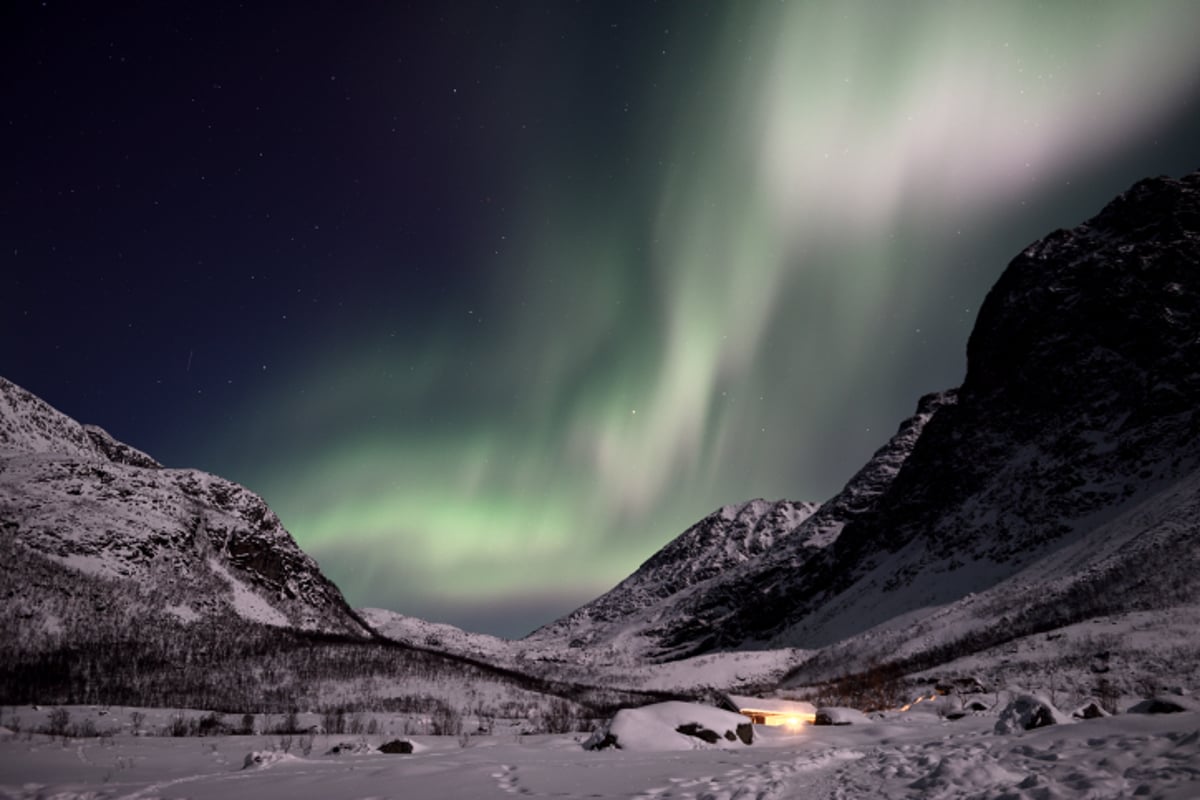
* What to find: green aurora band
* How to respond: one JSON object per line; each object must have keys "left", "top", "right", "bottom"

{"left": 212, "top": 2, "right": 1200, "bottom": 636}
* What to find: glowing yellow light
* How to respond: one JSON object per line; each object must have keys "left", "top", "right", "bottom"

{"left": 739, "top": 709, "right": 815, "bottom": 727}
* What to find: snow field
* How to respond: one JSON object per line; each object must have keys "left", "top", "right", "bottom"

{"left": 1, "top": 709, "right": 1198, "bottom": 799}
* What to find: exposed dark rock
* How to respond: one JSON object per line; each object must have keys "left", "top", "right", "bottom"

{"left": 581, "top": 730, "right": 619, "bottom": 750}
{"left": 1127, "top": 695, "right": 1200, "bottom": 714}
{"left": 994, "top": 695, "right": 1069, "bottom": 733}
{"left": 1072, "top": 701, "right": 1110, "bottom": 720}
{"left": 676, "top": 723, "right": 719, "bottom": 744}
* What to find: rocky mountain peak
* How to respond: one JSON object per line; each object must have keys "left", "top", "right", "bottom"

{"left": 965, "top": 171, "right": 1200, "bottom": 411}
{"left": 528, "top": 384, "right": 956, "bottom": 660}
{"left": 0, "top": 376, "right": 100, "bottom": 460}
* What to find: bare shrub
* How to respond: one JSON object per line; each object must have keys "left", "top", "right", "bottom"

{"left": 429, "top": 705, "right": 462, "bottom": 736}
{"left": 166, "top": 714, "right": 191, "bottom": 737}
{"left": 275, "top": 709, "right": 301, "bottom": 735}
{"left": 810, "top": 661, "right": 905, "bottom": 712}
{"left": 539, "top": 699, "right": 577, "bottom": 734}
{"left": 46, "top": 708, "right": 71, "bottom": 737}
{"left": 321, "top": 707, "right": 346, "bottom": 735}
{"left": 1094, "top": 678, "right": 1121, "bottom": 714}
{"left": 197, "top": 711, "right": 225, "bottom": 736}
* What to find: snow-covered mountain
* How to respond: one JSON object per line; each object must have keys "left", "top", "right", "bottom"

{"left": 0, "top": 376, "right": 371, "bottom": 638}
{"left": 6, "top": 168, "right": 1198, "bottom": 711}
{"left": 530, "top": 499, "right": 818, "bottom": 645}
{"left": 760, "top": 171, "right": 1200, "bottom": 653}
{"left": 515, "top": 391, "right": 953, "bottom": 663}
{"left": 0, "top": 378, "right": 684, "bottom": 715}
{"left": 521, "top": 170, "right": 1200, "bottom": 685}
{"left": 360, "top": 607, "right": 512, "bottom": 662}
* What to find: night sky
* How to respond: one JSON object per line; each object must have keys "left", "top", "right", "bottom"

{"left": 5, "top": 2, "right": 1200, "bottom": 638}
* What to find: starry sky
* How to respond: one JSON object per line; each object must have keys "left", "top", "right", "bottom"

{"left": 4, "top": 2, "right": 1200, "bottom": 638}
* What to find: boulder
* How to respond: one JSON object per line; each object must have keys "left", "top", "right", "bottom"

{"left": 994, "top": 694, "right": 1070, "bottom": 734}
{"left": 1071, "top": 700, "right": 1111, "bottom": 720}
{"left": 1127, "top": 694, "right": 1200, "bottom": 715}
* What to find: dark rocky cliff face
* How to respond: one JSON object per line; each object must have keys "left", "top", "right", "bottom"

{"left": 862, "top": 173, "right": 1200, "bottom": 564}
{"left": 715, "top": 170, "right": 1200, "bottom": 651}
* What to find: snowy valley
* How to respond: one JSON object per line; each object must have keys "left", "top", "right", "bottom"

{"left": 3, "top": 170, "right": 1200, "bottom": 797}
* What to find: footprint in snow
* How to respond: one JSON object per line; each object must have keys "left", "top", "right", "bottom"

{"left": 491, "top": 763, "right": 533, "bottom": 796}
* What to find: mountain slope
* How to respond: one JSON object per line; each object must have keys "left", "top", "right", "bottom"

{"left": 533, "top": 499, "right": 817, "bottom": 643}
{"left": 524, "top": 389, "right": 954, "bottom": 662}
{"left": 526, "top": 170, "right": 1200, "bottom": 675}
{"left": 0, "top": 376, "right": 370, "bottom": 637}
{"left": 757, "top": 170, "right": 1200, "bottom": 652}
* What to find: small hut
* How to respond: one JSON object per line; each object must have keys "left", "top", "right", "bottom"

{"left": 727, "top": 695, "right": 817, "bottom": 728}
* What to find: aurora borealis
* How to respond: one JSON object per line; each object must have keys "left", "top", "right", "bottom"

{"left": 5, "top": 2, "right": 1200, "bottom": 637}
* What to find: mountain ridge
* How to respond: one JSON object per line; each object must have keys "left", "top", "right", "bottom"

{"left": 513, "top": 169, "right": 1200, "bottom": 687}
{"left": 0, "top": 375, "right": 372, "bottom": 638}
{"left": 522, "top": 388, "right": 956, "bottom": 662}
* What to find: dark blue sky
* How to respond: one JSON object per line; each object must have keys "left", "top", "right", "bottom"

{"left": 4, "top": 1, "right": 1200, "bottom": 637}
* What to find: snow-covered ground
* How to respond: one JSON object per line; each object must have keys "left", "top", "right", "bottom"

{"left": 2, "top": 706, "right": 1197, "bottom": 799}
{"left": 362, "top": 606, "right": 810, "bottom": 695}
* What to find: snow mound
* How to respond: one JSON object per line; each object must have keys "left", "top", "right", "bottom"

{"left": 1127, "top": 693, "right": 1200, "bottom": 714}
{"left": 586, "top": 701, "right": 753, "bottom": 751}
{"left": 994, "top": 693, "right": 1071, "bottom": 734}
{"left": 814, "top": 707, "right": 871, "bottom": 725}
